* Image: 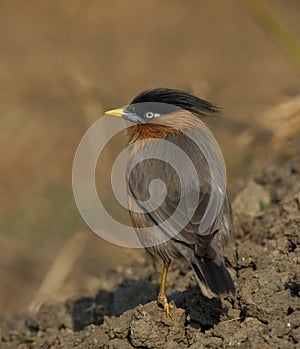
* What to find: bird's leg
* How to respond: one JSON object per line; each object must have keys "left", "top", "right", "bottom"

{"left": 157, "top": 262, "right": 172, "bottom": 317}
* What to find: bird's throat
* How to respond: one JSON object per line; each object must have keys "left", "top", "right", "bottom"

{"left": 126, "top": 123, "right": 182, "bottom": 144}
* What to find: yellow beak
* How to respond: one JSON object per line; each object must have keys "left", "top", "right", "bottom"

{"left": 105, "top": 107, "right": 124, "bottom": 117}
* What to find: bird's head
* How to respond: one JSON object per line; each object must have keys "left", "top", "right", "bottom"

{"left": 105, "top": 88, "right": 220, "bottom": 124}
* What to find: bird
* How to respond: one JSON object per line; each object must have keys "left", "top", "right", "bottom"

{"left": 105, "top": 88, "right": 235, "bottom": 317}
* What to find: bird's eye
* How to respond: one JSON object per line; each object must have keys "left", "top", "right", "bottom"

{"left": 145, "top": 112, "right": 154, "bottom": 119}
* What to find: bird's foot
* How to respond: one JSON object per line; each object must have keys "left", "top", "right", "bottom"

{"left": 157, "top": 292, "right": 173, "bottom": 319}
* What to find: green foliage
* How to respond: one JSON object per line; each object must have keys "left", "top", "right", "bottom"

{"left": 19, "top": 330, "right": 36, "bottom": 343}
{"left": 259, "top": 199, "right": 270, "bottom": 212}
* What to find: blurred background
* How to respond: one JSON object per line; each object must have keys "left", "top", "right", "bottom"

{"left": 1, "top": 0, "right": 300, "bottom": 316}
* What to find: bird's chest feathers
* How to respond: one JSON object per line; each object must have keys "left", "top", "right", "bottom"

{"left": 127, "top": 124, "right": 184, "bottom": 169}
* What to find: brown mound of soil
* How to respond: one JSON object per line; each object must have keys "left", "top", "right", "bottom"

{"left": 1, "top": 160, "right": 300, "bottom": 348}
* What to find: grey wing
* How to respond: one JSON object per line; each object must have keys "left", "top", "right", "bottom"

{"left": 127, "top": 132, "right": 227, "bottom": 253}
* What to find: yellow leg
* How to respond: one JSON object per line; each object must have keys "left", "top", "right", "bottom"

{"left": 157, "top": 262, "right": 172, "bottom": 317}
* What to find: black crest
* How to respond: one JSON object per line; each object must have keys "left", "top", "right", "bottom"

{"left": 130, "top": 88, "right": 221, "bottom": 117}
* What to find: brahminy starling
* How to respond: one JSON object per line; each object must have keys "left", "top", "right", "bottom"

{"left": 105, "top": 88, "right": 235, "bottom": 316}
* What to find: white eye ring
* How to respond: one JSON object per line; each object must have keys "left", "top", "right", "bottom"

{"left": 145, "top": 112, "right": 154, "bottom": 119}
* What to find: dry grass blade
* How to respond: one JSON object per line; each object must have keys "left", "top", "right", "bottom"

{"left": 28, "top": 231, "right": 89, "bottom": 312}
{"left": 240, "top": 0, "right": 300, "bottom": 72}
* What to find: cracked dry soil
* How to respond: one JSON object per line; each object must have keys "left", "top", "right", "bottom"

{"left": 1, "top": 160, "right": 300, "bottom": 348}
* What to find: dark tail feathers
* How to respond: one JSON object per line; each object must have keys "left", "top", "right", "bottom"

{"left": 191, "top": 257, "right": 235, "bottom": 299}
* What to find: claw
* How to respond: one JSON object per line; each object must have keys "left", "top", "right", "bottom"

{"left": 157, "top": 292, "right": 173, "bottom": 319}
{"left": 163, "top": 302, "right": 173, "bottom": 319}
